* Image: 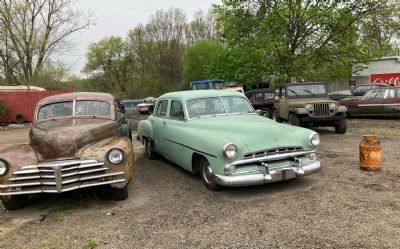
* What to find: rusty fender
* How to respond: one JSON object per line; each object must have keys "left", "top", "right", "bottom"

{"left": 80, "top": 137, "right": 134, "bottom": 189}
{"left": 0, "top": 145, "right": 38, "bottom": 188}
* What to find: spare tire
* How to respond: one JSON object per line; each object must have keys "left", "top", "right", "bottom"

{"left": 15, "top": 113, "right": 26, "bottom": 123}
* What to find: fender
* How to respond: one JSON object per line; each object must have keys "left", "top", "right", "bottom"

{"left": 138, "top": 119, "right": 153, "bottom": 142}
{"left": 289, "top": 107, "right": 309, "bottom": 115}
{"left": 0, "top": 144, "right": 38, "bottom": 186}
{"left": 80, "top": 137, "right": 134, "bottom": 189}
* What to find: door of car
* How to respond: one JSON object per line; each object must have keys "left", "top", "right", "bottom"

{"left": 162, "top": 100, "right": 192, "bottom": 169}
{"left": 382, "top": 89, "right": 400, "bottom": 115}
{"left": 277, "top": 86, "right": 288, "bottom": 119}
{"left": 152, "top": 99, "right": 169, "bottom": 155}
{"left": 115, "top": 101, "right": 130, "bottom": 137}
{"left": 354, "top": 89, "right": 385, "bottom": 115}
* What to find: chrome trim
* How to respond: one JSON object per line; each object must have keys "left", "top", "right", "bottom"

{"left": 0, "top": 159, "right": 126, "bottom": 196}
{"left": 226, "top": 150, "right": 316, "bottom": 167}
{"left": 215, "top": 160, "right": 321, "bottom": 187}
{"left": 223, "top": 143, "right": 237, "bottom": 159}
{"left": 309, "top": 132, "right": 320, "bottom": 147}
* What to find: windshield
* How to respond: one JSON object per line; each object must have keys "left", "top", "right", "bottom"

{"left": 287, "top": 84, "right": 327, "bottom": 98}
{"left": 37, "top": 100, "right": 111, "bottom": 120}
{"left": 186, "top": 96, "right": 254, "bottom": 119}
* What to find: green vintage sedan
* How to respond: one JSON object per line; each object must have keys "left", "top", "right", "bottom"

{"left": 138, "top": 90, "right": 321, "bottom": 190}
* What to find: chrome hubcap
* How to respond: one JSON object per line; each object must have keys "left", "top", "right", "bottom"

{"left": 203, "top": 164, "right": 214, "bottom": 184}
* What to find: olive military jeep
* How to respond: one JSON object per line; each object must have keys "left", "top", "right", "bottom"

{"left": 272, "top": 82, "right": 348, "bottom": 133}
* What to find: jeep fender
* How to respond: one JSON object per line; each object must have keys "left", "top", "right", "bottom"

{"left": 290, "top": 108, "right": 308, "bottom": 115}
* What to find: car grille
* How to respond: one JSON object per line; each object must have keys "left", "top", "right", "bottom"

{"left": 313, "top": 103, "right": 330, "bottom": 116}
{"left": 0, "top": 160, "right": 125, "bottom": 196}
{"left": 243, "top": 147, "right": 303, "bottom": 160}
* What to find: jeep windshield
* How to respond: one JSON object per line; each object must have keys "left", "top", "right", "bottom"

{"left": 186, "top": 96, "right": 254, "bottom": 119}
{"left": 287, "top": 84, "right": 327, "bottom": 98}
{"left": 37, "top": 100, "right": 111, "bottom": 120}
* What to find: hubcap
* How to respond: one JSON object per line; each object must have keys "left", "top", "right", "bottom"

{"left": 146, "top": 140, "right": 151, "bottom": 156}
{"left": 203, "top": 164, "right": 214, "bottom": 184}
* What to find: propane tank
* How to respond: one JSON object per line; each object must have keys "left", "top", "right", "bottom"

{"left": 359, "top": 135, "right": 382, "bottom": 171}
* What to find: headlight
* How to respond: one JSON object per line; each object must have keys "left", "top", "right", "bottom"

{"left": 309, "top": 133, "right": 320, "bottom": 147}
{"left": 107, "top": 149, "right": 124, "bottom": 164}
{"left": 224, "top": 164, "right": 236, "bottom": 175}
{"left": 305, "top": 104, "right": 313, "bottom": 110}
{"left": 329, "top": 102, "right": 338, "bottom": 109}
{"left": 308, "top": 153, "right": 317, "bottom": 160}
{"left": 223, "top": 143, "right": 237, "bottom": 159}
{"left": 0, "top": 159, "right": 8, "bottom": 176}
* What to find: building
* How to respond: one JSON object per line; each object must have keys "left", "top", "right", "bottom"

{"left": 354, "top": 56, "right": 400, "bottom": 86}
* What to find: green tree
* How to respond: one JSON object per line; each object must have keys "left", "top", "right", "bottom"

{"left": 183, "top": 39, "right": 223, "bottom": 83}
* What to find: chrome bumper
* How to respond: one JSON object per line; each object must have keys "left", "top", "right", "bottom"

{"left": 0, "top": 160, "right": 125, "bottom": 196}
{"left": 215, "top": 160, "right": 321, "bottom": 187}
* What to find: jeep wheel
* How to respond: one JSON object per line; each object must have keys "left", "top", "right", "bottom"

{"left": 199, "top": 158, "right": 220, "bottom": 191}
{"left": 111, "top": 186, "right": 128, "bottom": 201}
{"left": 144, "top": 138, "right": 157, "bottom": 159}
{"left": 1, "top": 195, "right": 28, "bottom": 210}
{"left": 289, "top": 113, "right": 301, "bottom": 126}
{"left": 335, "top": 119, "right": 347, "bottom": 134}
{"left": 272, "top": 109, "right": 282, "bottom": 122}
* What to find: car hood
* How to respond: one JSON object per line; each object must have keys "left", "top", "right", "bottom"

{"left": 287, "top": 98, "right": 337, "bottom": 107}
{"left": 187, "top": 115, "right": 309, "bottom": 154}
{"left": 30, "top": 118, "right": 118, "bottom": 160}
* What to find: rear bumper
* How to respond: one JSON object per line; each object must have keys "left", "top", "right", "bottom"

{"left": 0, "top": 160, "right": 126, "bottom": 196}
{"left": 215, "top": 161, "right": 321, "bottom": 187}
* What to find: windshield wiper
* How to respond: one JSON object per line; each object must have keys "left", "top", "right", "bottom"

{"left": 288, "top": 89, "right": 299, "bottom": 97}
{"left": 303, "top": 90, "right": 316, "bottom": 96}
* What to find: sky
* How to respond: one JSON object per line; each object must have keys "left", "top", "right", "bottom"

{"left": 64, "top": 0, "right": 221, "bottom": 76}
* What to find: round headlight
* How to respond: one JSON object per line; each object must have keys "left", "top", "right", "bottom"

{"left": 329, "top": 102, "right": 338, "bottom": 109}
{"left": 223, "top": 143, "right": 237, "bottom": 159}
{"left": 305, "top": 104, "right": 313, "bottom": 110}
{"left": 0, "top": 159, "right": 8, "bottom": 176}
{"left": 309, "top": 133, "right": 320, "bottom": 147}
{"left": 107, "top": 149, "right": 124, "bottom": 164}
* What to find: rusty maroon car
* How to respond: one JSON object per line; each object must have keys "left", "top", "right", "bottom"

{"left": 339, "top": 87, "right": 400, "bottom": 116}
{"left": 0, "top": 92, "right": 134, "bottom": 210}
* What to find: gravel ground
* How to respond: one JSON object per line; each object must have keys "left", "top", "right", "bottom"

{"left": 0, "top": 117, "right": 399, "bottom": 249}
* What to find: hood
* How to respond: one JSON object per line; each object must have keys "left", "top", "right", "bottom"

{"left": 187, "top": 115, "right": 306, "bottom": 154}
{"left": 329, "top": 90, "right": 351, "bottom": 95}
{"left": 30, "top": 118, "right": 118, "bottom": 160}
{"left": 288, "top": 97, "right": 337, "bottom": 107}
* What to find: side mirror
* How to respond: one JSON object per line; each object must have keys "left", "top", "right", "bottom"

{"left": 256, "top": 109, "right": 262, "bottom": 115}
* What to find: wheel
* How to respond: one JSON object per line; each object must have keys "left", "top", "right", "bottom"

{"left": 15, "top": 113, "right": 26, "bottom": 123}
{"left": 1, "top": 195, "right": 28, "bottom": 210}
{"left": 335, "top": 119, "right": 347, "bottom": 134}
{"left": 111, "top": 186, "right": 128, "bottom": 201}
{"left": 199, "top": 158, "right": 220, "bottom": 191}
{"left": 272, "top": 109, "right": 282, "bottom": 122}
{"left": 288, "top": 113, "right": 301, "bottom": 126}
{"left": 144, "top": 138, "right": 157, "bottom": 159}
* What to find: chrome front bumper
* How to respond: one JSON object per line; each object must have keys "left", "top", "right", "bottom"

{"left": 0, "top": 160, "right": 125, "bottom": 196}
{"left": 215, "top": 151, "right": 321, "bottom": 187}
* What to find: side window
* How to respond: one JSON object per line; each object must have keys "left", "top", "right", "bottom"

{"left": 386, "top": 89, "right": 395, "bottom": 99}
{"left": 255, "top": 93, "right": 263, "bottom": 101}
{"left": 170, "top": 100, "right": 185, "bottom": 120}
{"left": 396, "top": 89, "right": 400, "bottom": 98}
{"left": 280, "top": 87, "right": 286, "bottom": 98}
{"left": 155, "top": 100, "right": 168, "bottom": 117}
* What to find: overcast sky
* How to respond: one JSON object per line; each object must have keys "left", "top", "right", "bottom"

{"left": 64, "top": 0, "right": 220, "bottom": 76}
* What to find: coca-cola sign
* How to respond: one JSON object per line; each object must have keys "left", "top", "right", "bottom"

{"left": 370, "top": 73, "right": 400, "bottom": 86}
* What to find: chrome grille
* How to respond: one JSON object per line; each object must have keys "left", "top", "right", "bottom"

{"left": 0, "top": 160, "right": 125, "bottom": 196}
{"left": 313, "top": 103, "right": 330, "bottom": 116}
{"left": 243, "top": 147, "right": 303, "bottom": 160}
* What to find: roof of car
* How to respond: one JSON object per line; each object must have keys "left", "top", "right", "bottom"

{"left": 36, "top": 92, "right": 115, "bottom": 106}
{"left": 159, "top": 90, "right": 244, "bottom": 101}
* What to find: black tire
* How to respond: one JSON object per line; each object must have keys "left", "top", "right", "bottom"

{"left": 272, "top": 109, "right": 282, "bottom": 123}
{"left": 335, "top": 119, "right": 347, "bottom": 134}
{"left": 199, "top": 158, "right": 220, "bottom": 191}
{"left": 15, "top": 113, "right": 26, "bottom": 123}
{"left": 111, "top": 186, "right": 128, "bottom": 201}
{"left": 144, "top": 138, "right": 157, "bottom": 159}
{"left": 128, "top": 130, "right": 133, "bottom": 141}
{"left": 1, "top": 195, "right": 28, "bottom": 210}
{"left": 288, "top": 113, "right": 301, "bottom": 126}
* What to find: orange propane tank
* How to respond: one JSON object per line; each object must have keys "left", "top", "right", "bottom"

{"left": 359, "top": 135, "right": 382, "bottom": 171}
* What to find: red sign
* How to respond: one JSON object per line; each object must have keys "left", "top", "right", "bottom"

{"left": 370, "top": 73, "right": 400, "bottom": 86}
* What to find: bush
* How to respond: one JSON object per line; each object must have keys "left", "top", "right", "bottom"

{"left": 0, "top": 100, "right": 8, "bottom": 118}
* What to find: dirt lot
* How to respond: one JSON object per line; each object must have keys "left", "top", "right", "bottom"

{"left": 0, "top": 117, "right": 399, "bottom": 249}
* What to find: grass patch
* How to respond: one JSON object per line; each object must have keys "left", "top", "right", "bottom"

{"left": 46, "top": 200, "right": 88, "bottom": 220}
